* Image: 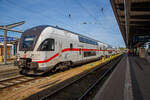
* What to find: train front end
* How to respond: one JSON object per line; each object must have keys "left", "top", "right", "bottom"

{"left": 15, "top": 26, "right": 48, "bottom": 75}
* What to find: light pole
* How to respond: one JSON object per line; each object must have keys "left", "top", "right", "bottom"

{"left": 0, "top": 21, "right": 24, "bottom": 64}
{"left": 4, "top": 26, "right": 7, "bottom": 64}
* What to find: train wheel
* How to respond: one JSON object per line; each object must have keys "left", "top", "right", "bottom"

{"left": 60, "top": 62, "right": 69, "bottom": 71}
{"left": 68, "top": 61, "right": 72, "bottom": 68}
{"left": 51, "top": 69, "right": 56, "bottom": 73}
{"left": 20, "top": 69, "right": 26, "bottom": 75}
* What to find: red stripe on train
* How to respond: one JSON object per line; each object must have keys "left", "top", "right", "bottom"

{"left": 33, "top": 48, "right": 113, "bottom": 63}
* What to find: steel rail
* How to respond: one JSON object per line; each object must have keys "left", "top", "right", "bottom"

{"left": 78, "top": 55, "right": 122, "bottom": 100}
{"left": 0, "top": 69, "right": 19, "bottom": 78}
{"left": 0, "top": 75, "right": 24, "bottom": 82}
{"left": 40, "top": 55, "right": 122, "bottom": 100}
{"left": 0, "top": 75, "right": 40, "bottom": 89}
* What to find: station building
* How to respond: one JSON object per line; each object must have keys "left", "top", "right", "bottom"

{"left": 110, "top": 0, "right": 150, "bottom": 61}
{"left": 0, "top": 36, "right": 18, "bottom": 61}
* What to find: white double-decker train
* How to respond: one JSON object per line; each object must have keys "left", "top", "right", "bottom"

{"left": 15, "top": 25, "right": 115, "bottom": 75}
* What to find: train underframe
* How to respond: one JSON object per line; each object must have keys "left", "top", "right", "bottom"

{"left": 14, "top": 56, "right": 106, "bottom": 75}
{"left": 14, "top": 58, "right": 43, "bottom": 75}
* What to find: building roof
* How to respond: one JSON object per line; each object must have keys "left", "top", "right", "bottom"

{"left": 110, "top": 0, "right": 150, "bottom": 48}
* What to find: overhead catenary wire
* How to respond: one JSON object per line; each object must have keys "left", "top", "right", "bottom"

{"left": 0, "top": 3, "right": 27, "bottom": 24}
{"left": 75, "top": 0, "right": 101, "bottom": 24}
{"left": 75, "top": 0, "right": 111, "bottom": 28}
{"left": 61, "top": 0, "right": 99, "bottom": 37}
{"left": 4, "top": 0, "right": 73, "bottom": 28}
{"left": 74, "top": 0, "right": 111, "bottom": 35}
{"left": 2, "top": 0, "right": 113, "bottom": 43}
{"left": 75, "top": 0, "right": 110, "bottom": 32}
{"left": 2, "top": 0, "right": 93, "bottom": 38}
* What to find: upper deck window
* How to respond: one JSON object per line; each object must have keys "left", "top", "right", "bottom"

{"left": 38, "top": 38, "right": 55, "bottom": 51}
{"left": 78, "top": 36, "right": 98, "bottom": 45}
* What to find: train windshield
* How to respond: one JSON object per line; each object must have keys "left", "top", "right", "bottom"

{"left": 21, "top": 36, "right": 35, "bottom": 51}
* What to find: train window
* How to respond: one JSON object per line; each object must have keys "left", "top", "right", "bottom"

{"left": 38, "top": 38, "right": 55, "bottom": 51}
{"left": 84, "top": 51, "right": 96, "bottom": 57}
{"left": 147, "top": 49, "right": 150, "bottom": 56}
{"left": 79, "top": 48, "right": 82, "bottom": 55}
{"left": 78, "top": 36, "right": 98, "bottom": 45}
{"left": 70, "top": 43, "right": 73, "bottom": 51}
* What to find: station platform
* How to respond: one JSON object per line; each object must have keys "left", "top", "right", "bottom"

{"left": 0, "top": 61, "right": 18, "bottom": 72}
{"left": 94, "top": 54, "right": 150, "bottom": 100}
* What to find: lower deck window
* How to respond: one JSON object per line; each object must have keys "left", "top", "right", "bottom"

{"left": 108, "top": 51, "right": 112, "bottom": 54}
{"left": 84, "top": 51, "right": 96, "bottom": 57}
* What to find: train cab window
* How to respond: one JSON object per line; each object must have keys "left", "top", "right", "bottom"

{"left": 70, "top": 43, "right": 73, "bottom": 51}
{"left": 38, "top": 38, "right": 55, "bottom": 51}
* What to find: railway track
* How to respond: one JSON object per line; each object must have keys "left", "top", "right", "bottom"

{"left": 0, "top": 75, "right": 40, "bottom": 89}
{"left": 37, "top": 55, "right": 123, "bottom": 100}
{"left": 78, "top": 56, "right": 122, "bottom": 100}
{"left": 0, "top": 69, "right": 20, "bottom": 79}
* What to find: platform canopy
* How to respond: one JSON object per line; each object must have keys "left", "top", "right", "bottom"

{"left": 110, "top": 0, "right": 150, "bottom": 48}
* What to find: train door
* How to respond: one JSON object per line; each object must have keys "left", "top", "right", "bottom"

{"left": 78, "top": 46, "right": 83, "bottom": 60}
{"left": 103, "top": 46, "right": 105, "bottom": 56}
{"left": 97, "top": 45, "right": 99, "bottom": 57}
{"left": 97, "top": 45, "right": 101, "bottom": 57}
{"left": 45, "top": 38, "right": 55, "bottom": 59}
{"left": 81, "top": 47, "right": 84, "bottom": 59}
{"left": 58, "top": 40, "right": 62, "bottom": 58}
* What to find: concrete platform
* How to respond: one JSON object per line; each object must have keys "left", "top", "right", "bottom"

{"left": 130, "top": 56, "right": 150, "bottom": 100}
{"left": 0, "top": 61, "right": 18, "bottom": 72}
{"left": 94, "top": 55, "right": 150, "bottom": 100}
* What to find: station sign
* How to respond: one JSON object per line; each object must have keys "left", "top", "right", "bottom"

{"left": 0, "top": 37, "right": 14, "bottom": 42}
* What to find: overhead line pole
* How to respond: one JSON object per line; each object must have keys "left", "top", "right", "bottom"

{"left": 0, "top": 21, "right": 24, "bottom": 64}
{"left": 4, "top": 26, "right": 7, "bottom": 64}
{"left": 0, "top": 28, "right": 23, "bottom": 33}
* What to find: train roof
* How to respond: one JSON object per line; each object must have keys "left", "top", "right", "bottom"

{"left": 24, "top": 25, "right": 109, "bottom": 45}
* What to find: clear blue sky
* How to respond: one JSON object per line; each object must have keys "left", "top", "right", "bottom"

{"left": 0, "top": 0, "right": 125, "bottom": 47}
